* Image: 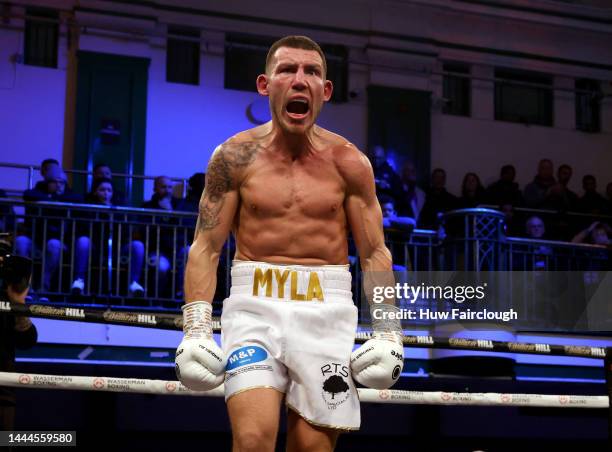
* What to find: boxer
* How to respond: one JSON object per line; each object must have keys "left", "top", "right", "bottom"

{"left": 175, "top": 35, "right": 404, "bottom": 452}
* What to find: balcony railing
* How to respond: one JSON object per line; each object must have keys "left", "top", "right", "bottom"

{"left": 1, "top": 200, "right": 609, "bottom": 330}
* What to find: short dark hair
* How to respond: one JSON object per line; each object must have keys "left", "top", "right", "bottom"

{"left": 583, "top": 174, "right": 596, "bottom": 184}
{"left": 41, "top": 158, "right": 59, "bottom": 168}
{"left": 93, "top": 163, "right": 110, "bottom": 172}
{"left": 500, "top": 164, "right": 515, "bottom": 176}
{"left": 265, "top": 35, "right": 327, "bottom": 76}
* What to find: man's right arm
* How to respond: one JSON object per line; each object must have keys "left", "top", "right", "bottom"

{"left": 184, "top": 144, "right": 240, "bottom": 303}
{"left": 177, "top": 141, "right": 258, "bottom": 391}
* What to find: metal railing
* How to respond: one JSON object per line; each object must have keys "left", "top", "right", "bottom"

{"left": 0, "top": 162, "right": 189, "bottom": 200}
{"left": 1, "top": 201, "right": 609, "bottom": 327}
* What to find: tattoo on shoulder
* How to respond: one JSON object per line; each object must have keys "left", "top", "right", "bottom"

{"left": 197, "top": 141, "right": 260, "bottom": 231}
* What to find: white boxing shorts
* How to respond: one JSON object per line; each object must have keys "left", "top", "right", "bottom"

{"left": 221, "top": 260, "right": 360, "bottom": 430}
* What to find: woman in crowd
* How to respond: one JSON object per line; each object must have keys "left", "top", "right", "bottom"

{"left": 71, "top": 178, "right": 144, "bottom": 296}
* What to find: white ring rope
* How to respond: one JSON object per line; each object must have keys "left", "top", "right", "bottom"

{"left": 0, "top": 372, "right": 607, "bottom": 408}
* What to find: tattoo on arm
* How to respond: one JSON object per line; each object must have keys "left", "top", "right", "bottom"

{"left": 197, "top": 141, "right": 260, "bottom": 232}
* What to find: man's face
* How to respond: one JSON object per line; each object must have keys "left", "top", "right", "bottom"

{"left": 257, "top": 47, "right": 332, "bottom": 135}
{"left": 402, "top": 162, "right": 417, "bottom": 184}
{"left": 154, "top": 177, "right": 173, "bottom": 199}
{"left": 526, "top": 217, "right": 545, "bottom": 238}
{"left": 431, "top": 171, "right": 446, "bottom": 190}
{"left": 558, "top": 167, "right": 572, "bottom": 185}
{"left": 584, "top": 178, "right": 597, "bottom": 192}
{"left": 538, "top": 160, "right": 553, "bottom": 179}
{"left": 94, "top": 166, "right": 112, "bottom": 180}
{"left": 501, "top": 168, "right": 515, "bottom": 183}
{"left": 373, "top": 146, "right": 387, "bottom": 169}
{"left": 41, "top": 162, "right": 59, "bottom": 178}
{"left": 47, "top": 178, "right": 66, "bottom": 195}
{"left": 381, "top": 202, "right": 395, "bottom": 218}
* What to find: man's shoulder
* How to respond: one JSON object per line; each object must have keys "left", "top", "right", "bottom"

{"left": 325, "top": 136, "right": 372, "bottom": 190}
{"left": 212, "top": 128, "right": 264, "bottom": 159}
{"left": 314, "top": 125, "right": 356, "bottom": 150}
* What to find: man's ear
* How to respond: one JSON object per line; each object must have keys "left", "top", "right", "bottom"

{"left": 323, "top": 79, "right": 333, "bottom": 102}
{"left": 256, "top": 74, "right": 269, "bottom": 96}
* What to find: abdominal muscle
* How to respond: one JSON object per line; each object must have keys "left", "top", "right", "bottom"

{"left": 233, "top": 210, "right": 350, "bottom": 266}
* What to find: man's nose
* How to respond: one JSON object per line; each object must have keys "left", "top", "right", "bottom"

{"left": 292, "top": 69, "right": 307, "bottom": 89}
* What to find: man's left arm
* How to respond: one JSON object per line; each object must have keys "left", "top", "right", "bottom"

{"left": 342, "top": 148, "right": 404, "bottom": 389}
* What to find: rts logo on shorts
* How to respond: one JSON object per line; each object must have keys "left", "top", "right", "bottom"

{"left": 226, "top": 346, "right": 268, "bottom": 371}
{"left": 320, "top": 362, "right": 351, "bottom": 410}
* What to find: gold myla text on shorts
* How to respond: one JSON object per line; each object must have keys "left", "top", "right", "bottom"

{"left": 252, "top": 267, "right": 324, "bottom": 301}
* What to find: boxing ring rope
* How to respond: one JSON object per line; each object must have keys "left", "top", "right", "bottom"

{"left": 2, "top": 302, "right": 610, "bottom": 359}
{"left": 1, "top": 301, "right": 611, "bottom": 434}
{"left": 0, "top": 371, "right": 607, "bottom": 408}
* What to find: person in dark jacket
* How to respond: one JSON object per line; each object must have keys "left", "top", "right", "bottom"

{"left": 523, "top": 159, "right": 556, "bottom": 208}
{"left": 85, "top": 163, "right": 127, "bottom": 206}
{"left": 419, "top": 168, "right": 459, "bottom": 228}
{"left": 130, "top": 176, "right": 184, "bottom": 297}
{"left": 458, "top": 172, "right": 487, "bottom": 208}
{"left": 486, "top": 164, "right": 523, "bottom": 206}
{"left": 16, "top": 168, "right": 82, "bottom": 292}
{"left": 0, "top": 251, "right": 37, "bottom": 430}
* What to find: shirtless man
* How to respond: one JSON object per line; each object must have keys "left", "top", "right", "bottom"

{"left": 175, "top": 36, "right": 404, "bottom": 452}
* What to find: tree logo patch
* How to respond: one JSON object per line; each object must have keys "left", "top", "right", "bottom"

{"left": 321, "top": 362, "right": 351, "bottom": 409}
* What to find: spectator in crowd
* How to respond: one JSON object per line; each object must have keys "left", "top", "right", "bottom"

{"left": 458, "top": 172, "right": 486, "bottom": 208}
{"left": 176, "top": 172, "right": 205, "bottom": 213}
{"left": 25, "top": 167, "right": 81, "bottom": 203}
{"left": 572, "top": 221, "right": 611, "bottom": 246}
{"left": 500, "top": 203, "right": 521, "bottom": 237}
{"left": 16, "top": 167, "right": 83, "bottom": 292}
{"left": 523, "top": 215, "right": 552, "bottom": 270}
{"left": 130, "top": 176, "right": 183, "bottom": 298}
{"left": 371, "top": 145, "right": 402, "bottom": 203}
{"left": 379, "top": 195, "right": 416, "bottom": 230}
{"left": 523, "top": 159, "right": 556, "bottom": 208}
{"left": 379, "top": 195, "right": 413, "bottom": 271}
{"left": 577, "top": 174, "right": 608, "bottom": 215}
{"left": 397, "top": 161, "right": 425, "bottom": 221}
{"left": 525, "top": 215, "right": 546, "bottom": 240}
{"left": 175, "top": 172, "right": 206, "bottom": 297}
{"left": 142, "top": 176, "right": 179, "bottom": 211}
{"left": 486, "top": 164, "right": 522, "bottom": 206}
{"left": 86, "top": 163, "right": 127, "bottom": 206}
{"left": 544, "top": 164, "right": 578, "bottom": 212}
{"left": 33, "top": 158, "right": 60, "bottom": 191}
{"left": 71, "top": 177, "right": 144, "bottom": 296}
{"left": 0, "top": 189, "right": 12, "bottom": 233}
{"left": 0, "top": 247, "right": 37, "bottom": 431}
{"left": 606, "top": 182, "right": 612, "bottom": 213}
{"left": 419, "top": 168, "right": 458, "bottom": 229}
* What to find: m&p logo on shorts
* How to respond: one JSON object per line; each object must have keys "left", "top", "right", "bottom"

{"left": 226, "top": 346, "right": 268, "bottom": 371}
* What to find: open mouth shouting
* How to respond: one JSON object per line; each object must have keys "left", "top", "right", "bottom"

{"left": 285, "top": 97, "right": 310, "bottom": 120}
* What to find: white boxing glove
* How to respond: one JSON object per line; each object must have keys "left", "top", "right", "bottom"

{"left": 350, "top": 304, "right": 404, "bottom": 389}
{"left": 175, "top": 301, "right": 226, "bottom": 391}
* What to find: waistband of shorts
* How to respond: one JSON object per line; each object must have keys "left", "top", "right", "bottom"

{"left": 230, "top": 260, "right": 352, "bottom": 303}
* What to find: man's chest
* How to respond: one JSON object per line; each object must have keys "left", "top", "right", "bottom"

{"left": 240, "top": 160, "right": 345, "bottom": 218}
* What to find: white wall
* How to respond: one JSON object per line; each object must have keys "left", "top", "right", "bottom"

{"left": 0, "top": 0, "right": 611, "bottom": 198}
{"left": 0, "top": 22, "right": 67, "bottom": 191}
